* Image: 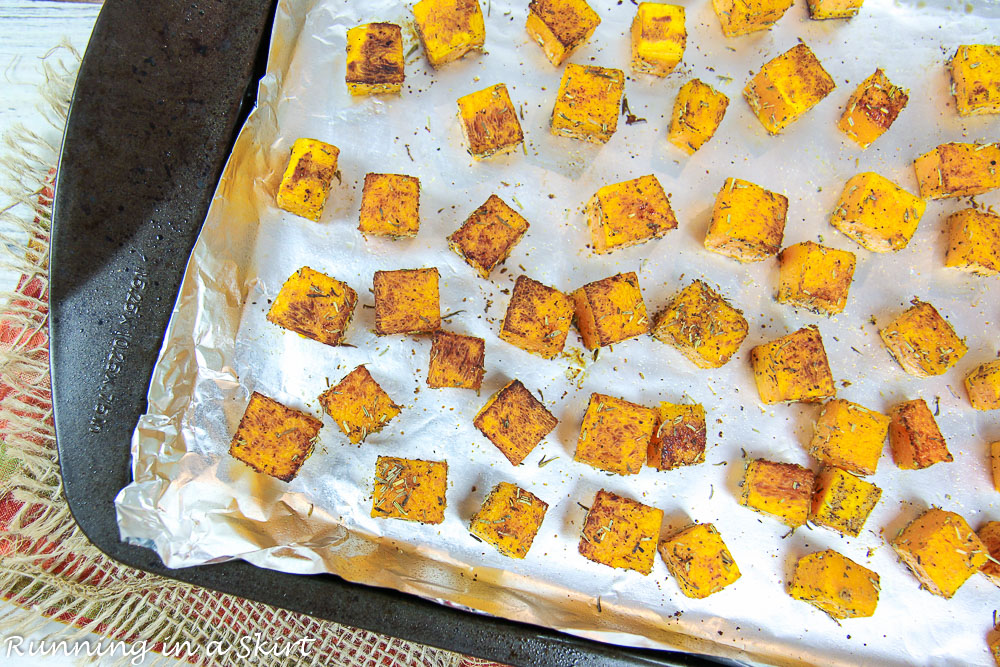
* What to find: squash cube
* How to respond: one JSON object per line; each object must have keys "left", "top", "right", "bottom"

{"left": 891, "top": 508, "right": 987, "bottom": 598}
{"left": 945, "top": 208, "right": 1000, "bottom": 276}
{"left": 888, "top": 398, "right": 952, "bottom": 470}
{"left": 809, "top": 466, "right": 882, "bottom": 536}
{"left": 526, "top": 0, "right": 600, "bottom": 67}
{"left": 914, "top": 142, "right": 1000, "bottom": 199}
{"left": 474, "top": 380, "right": 557, "bottom": 466}
{"left": 413, "top": 0, "right": 485, "bottom": 69}
{"left": 739, "top": 459, "right": 815, "bottom": 528}
{"left": 319, "top": 365, "right": 402, "bottom": 444}
{"left": 630, "top": 3, "right": 686, "bottom": 77}
{"left": 808, "top": 399, "right": 889, "bottom": 476}
{"left": 499, "top": 275, "right": 574, "bottom": 359}
{"left": 648, "top": 402, "right": 706, "bottom": 470}
{"left": 978, "top": 521, "right": 1000, "bottom": 585}
{"left": 993, "top": 441, "right": 1000, "bottom": 492}
{"left": 744, "top": 44, "right": 835, "bottom": 134}
{"left": 575, "top": 393, "right": 656, "bottom": 476}
{"left": 879, "top": 299, "right": 967, "bottom": 377}
{"left": 469, "top": 482, "right": 548, "bottom": 558}
{"left": 229, "top": 392, "right": 322, "bottom": 482}
{"left": 712, "top": 0, "right": 794, "bottom": 37}
{"left": 650, "top": 280, "right": 748, "bottom": 369}
{"left": 359, "top": 173, "right": 420, "bottom": 238}
{"left": 448, "top": 195, "right": 529, "bottom": 278}
{"left": 807, "top": 0, "right": 864, "bottom": 19}
{"left": 579, "top": 489, "right": 663, "bottom": 574}
{"left": 830, "top": 172, "right": 925, "bottom": 253}
{"left": 457, "top": 83, "right": 524, "bottom": 160}
{"left": 551, "top": 64, "right": 625, "bottom": 144}
{"left": 275, "top": 138, "right": 340, "bottom": 222}
{"left": 967, "top": 360, "right": 1000, "bottom": 411}
{"left": 345, "top": 23, "right": 404, "bottom": 96}
{"left": 704, "top": 177, "right": 787, "bottom": 262}
{"left": 951, "top": 45, "right": 1000, "bottom": 116}
{"left": 750, "top": 326, "right": 836, "bottom": 404}
{"left": 668, "top": 79, "right": 730, "bottom": 155}
{"left": 659, "top": 523, "right": 740, "bottom": 599}
{"left": 266, "top": 266, "right": 358, "bottom": 346}
{"left": 789, "top": 550, "right": 879, "bottom": 619}
{"left": 373, "top": 268, "right": 441, "bottom": 335}
{"left": 837, "top": 69, "right": 908, "bottom": 149}
{"left": 776, "top": 242, "right": 856, "bottom": 315}
{"left": 427, "top": 331, "right": 485, "bottom": 391}
{"left": 585, "top": 174, "right": 677, "bottom": 254}
{"left": 572, "top": 272, "right": 649, "bottom": 350}
{"left": 371, "top": 456, "right": 447, "bottom": 524}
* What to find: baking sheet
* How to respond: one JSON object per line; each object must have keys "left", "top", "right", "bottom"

{"left": 115, "top": 0, "right": 1000, "bottom": 664}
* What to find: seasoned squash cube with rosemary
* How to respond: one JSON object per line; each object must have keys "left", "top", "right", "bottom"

{"left": 914, "top": 142, "right": 1000, "bottom": 199}
{"left": 526, "top": 0, "right": 600, "bottom": 66}
{"left": 427, "top": 330, "right": 485, "bottom": 391}
{"left": 630, "top": 3, "right": 685, "bottom": 77}
{"left": 359, "top": 173, "right": 420, "bottom": 238}
{"left": 648, "top": 402, "right": 706, "bottom": 470}
{"left": 750, "top": 326, "right": 836, "bottom": 404}
{"left": 668, "top": 79, "right": 729, "bottom": 155}
{"left": 789, "top": 550, "right": 879, "bottom": 619}
{"left": 579, "top": 489, "right": 663, "bottom": 574}
{"left": 808, "top": 399, "right": 889, "bottom": 476}
{"left": 373, "top": 268, "right": 441, "bottom": 335}
{"left": 345, "top": 23, "right": 404, "bottom": 96}
{"left": 809, "top": 466, "right": 882, "bottom": 536}
{"left": 967, "top": 360, "right": 1000, "bottom": 411}
{"left": 319, "top": 365, "right": 401, "bottom": 444}
{"left": 879, "top": 299, "right": 967, "bottom": 377}
{"left": 372, "top": 456, "right": 447, "bottom": 524}
{"left": 413, "top": 0, "right": 485, "bottom": 69}
{"left": 457, "top": 84, "right": 524, "bottom": 160}
{"left": 891, "top": 508, "right": 987, "bottom": 598}
{"left": 831, "top": 172, "right": 925, "bottom": 253}
{"left": 713, "top": 0, "right": 794, "bottom": 37}
{"left": 777, "top": 242, "right": 856, "bottom": 315}
{"left": 585, "top": 174, "right": 677, "bottom": 254}
{"left": 977, "top": 521, "right": 1000, "bottom": 585}
{"left": 275, "top": 138, "right": 340, "bottom": 222}
{"left": 575, "top": 393, "right": 657, "bottom": 476}
{"left": 807, "top": 0, "right": 864, "bottom": 19}
{"left": 704, "top": 177, "right": 787, "bottom": 262}
{"left": 651, "top": 280, "right": 748, "bottom": 369}
{"left": 551, "top": 64, "right": 625, "bottom": 145}
{"left": 659, "top": 523, "right": 740, "bottom": 599}
{"left": 474, "top": 380, "right": 557, "bottom": 466}
{"left": 945, "top": 208, "right": 1000, "bottom": 276}
{"left": 951, "top": 45, "right": 1000, "bottom": 116}
{"left": 744, "top": 44, "right": 835, "bottom": 134}
{"left": 888, "top": 398, "right": 952, "bottom": 469}
{"left": 229, "top": 392, "right": 323, "bottom": 482}
{"left": 572, "top": 271, "right": 649, "bottom": 350}
{"left": 838, "top": 69, "right": 908, "bottom": 148}
{"left": 739, "top": 459, "right": 815, "bottom": 528}
{"left": 469, "top": 482, "right": 548, "bottom": 558}
{"left": 499, "top": 275, "right": 574, "bottom": 359}
{"left": 448, "top": 195, "right": 529, "bottom": 278}
{"left": 267, "top": 266, "right": 358, "bottom": 347}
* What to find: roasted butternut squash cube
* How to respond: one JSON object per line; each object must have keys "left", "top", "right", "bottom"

{"left": 891, "top": 508, "right": 987, "bottom": 598}
{"left": 789, "top": 550, "right": 879, "bottom": 619}
{"left": 469, "top": 482, "right": 548, "bottom": 558}
{"left": 358, "top": 173, "right": 420, "bottom": 238}
{"left": 888, "top": 398, "right": 952, "bottom": 470}
{"left": 830, "top": 172, "right": 925, "bottom": 253}
{"left": 457, "top": 84, "right": 524, "bottom": 160}
{"left": 371, "top": 456, "right": 447, "bottom": 524}
{"left": 526, "top": 0, "right": 600, "bottom": 66}
{"left": 575, "top": 393, "right": 656, "bottom": 476}
{"left": 499, "top": 275, "right": 574, "bottom": 359}
{"left": 777, "top": 242, "right": 856, "bottom": 315}
{"left": 837, "top": 69, "right": 908, "bottom": 149}
{"left": 978, "top": 521, "right": 1000, "bottom": 585}
{"left": 427, "top": 331, "right": 485, "bottom": 391}
{"left": 744, "top": 44, "right": 835, "bottom": 134}
{"left": 808, "top": 399, "right": 889, "bottom": 476}
{"left": 319, "top": 365, "right": 402, "bottom": 444}
{"left": 474, "top": 380, "right": 557, "bottom": 466}
{"left": 373, "top": 268, "right": 441, "bottom": 335}
{"left": 551, "top": 64, "right": 625, "bottom": 144}
{"left": 572, "top": 272, "right": 649, "bottom": 350}
{"left": 648, "top": 402, "right": 706, "bottom": 470}
{"left": 809, "top": 466, "right": 881, "bottom": 536}
{"left": 750, "top": 326, "right": 836, "bottom": 404}
{"left": 266, "top": 266, "right": 358, "bottom": 346}
{"left": 448, "top": 195, "right": 529, "bottom": 278}
{"left": 951, "top": 45, "right": 1000, "bottom": 116}
{"left": 945, "top": 208, "right": 1000, "bottom": 276}
{"left": 879, "top": 299, "right": 967, "bottom": 377}
{"left": 413, "top": 0, "right": 485, "bottom": 69}
{"left": 914, "top": 142, "right": 1000, "bottom": 199}
{"left": 739, "top": 459, "right": 815, "bottom": 528}
{"left": 704, "top": 177, "right": 787, "bottom": 262}
{"left": 345, "top": 23, "right": 404, "bottom": 96}
{"left": 579, "top": 489, "right": 663, "bottom": 574}
{"left": 229, "top": 392, "right": 322, "bottom": 482}
{"left": 275, "top": 138, "right": 340, "bottom": 222}
{"left": 659, "top": 523, "right": 740, "bottom": 599}
{"left": 586, "top": 174, "right": 677, "bottom": 254}
{"left": 668, "top": 79, "right": 730, "bottom": 154}
{"left": 712, "top": 0, "right": 794, "bottom": 37}
{"left": 993, "top": 441, "right": 1000, "bottom": 492}
{"left": 807, "top": 0, "right": 864, "bottom": 19}
{"left": 630, "top": 3, "right": 685, "bottom": 77}
{"left": 650, "top": 280, "right": 748, "bottom": 369}
{"left": 967, "top": 360, "right": 1000, "bottom": 411}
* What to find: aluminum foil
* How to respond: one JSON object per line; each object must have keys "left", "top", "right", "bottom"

{"left": 115, "top": 0, "right": 1000, "bottom": 664}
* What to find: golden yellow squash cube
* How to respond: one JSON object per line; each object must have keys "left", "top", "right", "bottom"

{"left": 807, "top": 0, "right": 864, "bottom": 19}
{"left": 659, "top": 523, "right": 740, "bottom": 599}
{"left": 359, "top": 173, "right": 420, "bottom": 238}
{"left": 526, "top": 0, "right": 600, "bottom": 66}
{"left": 648, "top": 402, "right": 706, "bottom": 470}
{"left": 551, "top": 64, "right": 625, "bottom": 144}
{"left": 831, "top": 172, "right": 926, "bottom": 253}
{"left": 808, "top": 399, "right": 889, "bottom": 476}
{"left": 275, "top": 138, "right": 340, "bottom": 222}
{"left": 951, "top": 45, "right": 1000, "bottom": 116}
{"left": 668, "top": 79, "right": 730, "bottom": 155}
{"left": 704, "top": 177, "right": 787, "bottom": 262}
{"left": 892, "top": 508, "right": 988, "bottom": 598}
{"left": 373, "top": 268, "right": 441, "bottom": 335}
{"left": 474, "top": 379, "right": 557, "bottom": 466}
{"left": 838, "top": 69, "right": 908, "bottom": 149}
{"left": 978, "top": 521, "right": 1000, "bottom": 585}
{"left": 457, "top": 84, "right": 524, "bottom": 160}
{"left": 586, "top": 174, "right": 677, "bottom": 254}
{"left": 744, "top": 44, "right": 835, "bottom": 134}
{"left": 470, "top": 482, "right": 549, "bottom": 558}
{"left": 879, "top": 299, "right": 967, "bottom": 377}
{"left": 427, "top": 331, "right": 485, "bottom": 391}
{"left": 809, "top": 466, "right": 882, "bottom": 537}
{"left": 750, "top": 326, "right": 836, "bottom": 404}
{"left": 630, "top": 3, "right": 685, "bottom": 77}
{"left": 229, "top": 392, "right": 323, "bottom": 482}
{"left": 945, "top": 208, "right": 1000, "bottom": 276}
{"left": 579, "top": 489, "right": 663, "bottom": 574}
{"left": 739, "top": 459, "right": 815, "bottom": 528}
{"left": 888, "top": 398, "right": 952, "bottom": 470}
{"left": 713, "top": 0, "right": 794, "bottom": 37}
{"left": 413, "top": 0, "right": 485, "bottom": 69}
{"left": 650, "top": 280, "right": 748, "bottom": 369}
{"left": 372, "top": 456, "right": 447, "bottom": 524}
{"left": 776, "top": 242, "right": 856, "bottom": 315}
{"left": 914, "top": 142, "right": 1000, "bottom": 199}
{"left": 499, "top": 275, "right": 574, "bottom": 359}
{"left": 967, "top": 360, "right": 1000, "bottom": 411}
{"left": 448, "top": 195, "right": 529, "bottom": 278}
{"left": 266, "top": 266, "right": 358, "bottom": 347}
{"left": 575, "top": 393, "right": 656, "bottom": 476}
{"left": 319, "top": 365, "right": 402, "bottom": 444}
{"left": 345, "top": 23, "right": 404, "bottom": 96}
{"left": 789, "top": 550, "right": 879, "bottom": 619}
{"left": 572, "top": 272, "right": 648, "bottom": 350}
